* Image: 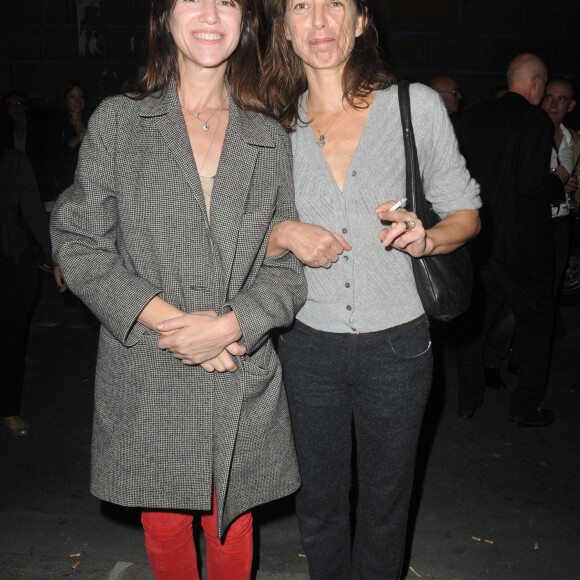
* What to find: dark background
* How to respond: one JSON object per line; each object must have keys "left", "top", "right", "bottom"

{"left": 1, "top": 0, "right": 580, "bottom": 121}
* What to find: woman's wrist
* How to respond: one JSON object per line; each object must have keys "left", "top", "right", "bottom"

{"left": 267, "top": 220, "right": 293, "bottom": 257}
{"left": 219, "top": 311, "right": 243, "bottom": 344}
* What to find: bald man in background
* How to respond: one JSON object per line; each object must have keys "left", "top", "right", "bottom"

{"left": 429, "top": 74, "right": 463, "bottom": 117}
{"left": 454, "top": 53, "right": 567, "bottom": 427}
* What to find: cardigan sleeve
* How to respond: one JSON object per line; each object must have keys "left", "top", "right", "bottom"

{"left": 411, "top": 84, "right": 481, "bottom": 218}
{"left": 50, "top": 98, "right": 161, "bottom": 346}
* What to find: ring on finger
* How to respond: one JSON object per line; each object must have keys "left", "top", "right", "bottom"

{"left": 320, "top": 257, "right": 331, "bottom": 268}
{"left": 403, "top": 220, "right": 416, "bottom": 231}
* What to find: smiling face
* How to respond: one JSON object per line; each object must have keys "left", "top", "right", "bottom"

{"left": 284, "top": 0, "right": 364, "bottom": 73}
{"left": 169, "top": 0, "right": 243, "bottom": 73}
{"left": 65, "top": 86, "right": 85, "bottom": 115}
{"left": 542, "top": 80, "right": 576, "bottom": 126}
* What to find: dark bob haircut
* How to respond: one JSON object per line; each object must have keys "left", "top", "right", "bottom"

{"left": 261, "top": 0, "right": 396, "bottom": 130}
{"left": 133, "top": 0, "right": 266, "bottom": 114}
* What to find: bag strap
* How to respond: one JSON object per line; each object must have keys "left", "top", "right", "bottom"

{"left": 397, "top": 81, "right": 436, "bottom": 227}
{"left": 398, "top": 80, "right": 419, "bottom": 215}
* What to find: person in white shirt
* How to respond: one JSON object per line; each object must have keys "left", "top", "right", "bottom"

{"left": 542, "top": 77, "right": 578, "bottom": 293}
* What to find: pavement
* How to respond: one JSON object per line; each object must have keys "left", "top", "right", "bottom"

{"left": 1, "top": 272, "right": 579, "bottom": 579}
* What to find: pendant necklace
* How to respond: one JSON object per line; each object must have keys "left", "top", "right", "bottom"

{"left": 182, "top": 95, "right": 227, "bottom": 132}
{"left": 198, "top": 106, "right": 225, "bottom": 175}
{"left": 309, "top": 101, "right": 346, "bottom": 148}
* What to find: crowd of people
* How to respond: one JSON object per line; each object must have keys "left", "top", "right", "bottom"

{"left": 2, "top": 0, "right": 578, "bottom": 578}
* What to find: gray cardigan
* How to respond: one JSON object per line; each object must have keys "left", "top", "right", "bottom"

{"left": 50, "top": 84, "right": 307, "bottom": 536}
{"left": 292, "top": 83, "right": 481, "bottom": 333}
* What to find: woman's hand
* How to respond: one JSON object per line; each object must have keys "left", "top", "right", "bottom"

{"left": 266, "top": 220, "right": 351, "bottom": 267}
{"left": 157, "top": 311, "right": 245, "bottom": 371}
{"left": 377, "top": 202, "right": 480, "bottom": 257}
{"left": 198, "top": 341, "right": 247, "bottom": 373}
{"left": 53, "top": 266, "right": 68, "bottom": 293}
{"left": 376, "top": 202, "right": 431, "bottom": 257}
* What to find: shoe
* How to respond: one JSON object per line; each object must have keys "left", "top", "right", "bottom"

{"left": 508, "top": 408, "right": 554, "bottom": 427}
{"left": 484, "top": 367, "right": 508, "bottom": 390}
{"left": 3, "top": 416, "right": 29, "bottom": 437}
{"left": 457, "top": 402, "right": 482, "bottom": 419}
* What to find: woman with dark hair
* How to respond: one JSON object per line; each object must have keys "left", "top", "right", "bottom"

{"left": 262, "top": 1, "right": 481, "bottom": 578}
{"left": 43, "top": 81, "right": 88, "bottom": 208}
{"left": 50, "top": 1, "right": 306, "bottom": 578}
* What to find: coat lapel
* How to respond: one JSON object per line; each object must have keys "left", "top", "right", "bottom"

{"left": 210, "top": 102, "right": 275, "bottom": 286}
{"left": 138, "top": 82, "right": 209, "bottom": 228}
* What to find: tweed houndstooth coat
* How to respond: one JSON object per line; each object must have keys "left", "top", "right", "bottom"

{"left": 50, "top": 82, "right": 307, "bottom": 537}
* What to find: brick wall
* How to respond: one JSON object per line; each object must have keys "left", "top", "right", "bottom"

{"left": 371, "top": 0, "right": 580, "bottom": 108}
{"left": 1, "top": 0, "right": 579, "bottom": 111}
{"left": 0, "top": 0, "right": 150, "bottom": 108}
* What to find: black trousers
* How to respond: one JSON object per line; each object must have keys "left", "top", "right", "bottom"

{"left": 457, "top": 259, "right": 554, "bottom": 416}
{"left": 0, "top": 251, "right": 39, "bottom": 417}
{"left": 552, "top": 214, "right": 573, "bottom": 295}
{"left": 278, "top": 319, "right": 433, "bottom": 580}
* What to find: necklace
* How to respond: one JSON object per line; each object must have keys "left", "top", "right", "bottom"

{"left": 309, "top": 102, "right": 346, "bottom": 148}
{"left": 198, "top": 106, "right": 225, "bottom": 175}
{"left": 182, "top": 95, "right": 227, "bottom": 132}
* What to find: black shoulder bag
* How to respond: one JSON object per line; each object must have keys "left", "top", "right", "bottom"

{"left": 397, "top": 80, "right": 473, "bottom": 322}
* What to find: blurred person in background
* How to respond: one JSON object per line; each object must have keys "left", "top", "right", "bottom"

{"left": 0, "top": 143, "right": 64, "bottom": 437}
{"left": 429, "top": 74, "right": 463, "bottom": 118}
{"left": 43, "top": 81, "right": 89, "bottom": 211}
{"left": 455, "top": 54, "right": 566, "bottom": 426}
{"left": 1, "top": 92, "right": 45, "bottom": 178}
{"left": 542, "top": 77, "right": 578, "bottom": 288}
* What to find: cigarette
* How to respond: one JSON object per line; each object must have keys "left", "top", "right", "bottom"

{"left": 389, "top": 198, "right": 407, "bottom": 211}
{"left": 534, "top": 542, "right": 540, "bottom": 551}
{"left": 299, "top": 554, "right": 306, "bottom": 558}
{"left": 72, "top": 561, "right": 80, "bottom": 569}
{"left": 484, "top": 539, "right": 494, "bottom": 544}
{"left": 70, "top": 554, "right": 81, "bottom": 558}
{"left": 472, "top": 536, "right": 481, "bottom": 541}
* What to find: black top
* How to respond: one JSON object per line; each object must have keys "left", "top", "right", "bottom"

{"left": 0, "top": 113, "right": 46, "bottom": 178}
{"left": 42, "top": 113, "right": 84, "bottom": 202}
{"left": 454, "top": 92, "right": 564, "bottom": 271}
{"left": 0, "top": 147, "right": 51, "bottom": 262}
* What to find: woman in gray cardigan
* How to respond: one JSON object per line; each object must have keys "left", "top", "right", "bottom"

{"left": 50, "top": 0, "right": 306, "bottom": 578}
{"left": 262, "top": 0, "right": 480, "bottom": 578}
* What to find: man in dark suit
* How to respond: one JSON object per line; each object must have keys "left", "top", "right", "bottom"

{"left": 454, "top": 53, "right": 567, "bottom": 427}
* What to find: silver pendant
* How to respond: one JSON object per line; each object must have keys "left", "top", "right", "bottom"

{"left": 316, "top": 135, "right": 326, "bottom": 148}
{"left": 202, "top": 123, "right": 209, "bottom": 131}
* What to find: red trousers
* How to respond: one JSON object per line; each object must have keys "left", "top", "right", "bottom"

{"left": 141, "top": 492, "right": 253, "bottom": 580}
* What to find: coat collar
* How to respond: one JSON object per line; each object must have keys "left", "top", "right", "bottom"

{"left": 138, "top": 80, "right": 275, "bottom": 286}
{"left": 138, "top": 80, "right": 275, "bottom": 148}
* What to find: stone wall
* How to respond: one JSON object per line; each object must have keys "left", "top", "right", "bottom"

{"left": 1, "top": 0, "right": 579, "bottom": 111}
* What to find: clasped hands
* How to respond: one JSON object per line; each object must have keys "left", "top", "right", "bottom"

{"left": 157, "top": 310, "right": 245, "bottom": 373}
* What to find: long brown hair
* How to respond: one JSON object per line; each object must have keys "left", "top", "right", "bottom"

{"left": 261, "top": 0, "right": 396, "bottom": 131}
{"left": 132, "top": 0, "right": 267, "bottom": 115}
